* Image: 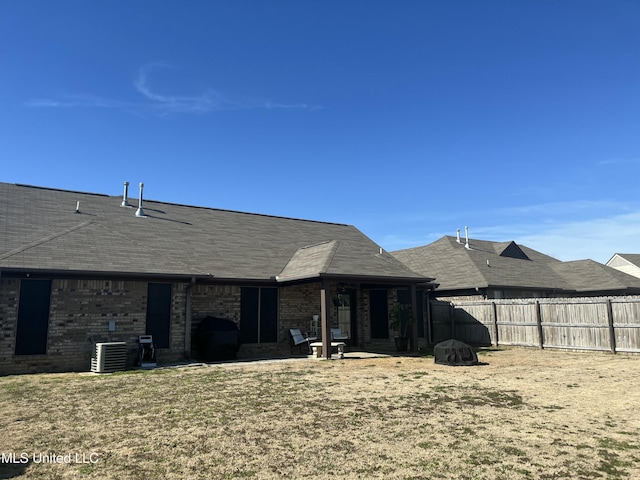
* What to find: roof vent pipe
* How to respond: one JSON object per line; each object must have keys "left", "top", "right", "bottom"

{"left": 121, "top": 181, "right": 130, "bottom": 207}
{"left": 135, "top": 182, "right": 146, "bottom": 217}
{"left": 464, "top": 226, "right": 470, "bottom": 249}
{"left": 456, "top": 229, "right": 461, "bottom": 243}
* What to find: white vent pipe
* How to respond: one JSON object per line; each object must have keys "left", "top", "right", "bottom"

{"left": 121, "top": 181, "right": 130, "bottom": 207}
{"left": 465, "top": 226, "right": 470, "bottom": 249}
{"left": 135, "top": 182, "right": 145, "bottom": 217}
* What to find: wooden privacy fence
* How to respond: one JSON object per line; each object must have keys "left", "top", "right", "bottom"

{"left": 430, "top": 296, "right": 640, "bottom": 354}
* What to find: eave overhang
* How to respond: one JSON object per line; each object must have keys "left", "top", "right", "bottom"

{"left": 0, "top": 267, "right": 438, "bottom": 289}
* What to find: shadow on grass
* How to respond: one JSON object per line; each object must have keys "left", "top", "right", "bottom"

{"left": 0, "top": 460, "right": 30, "bottom": 479}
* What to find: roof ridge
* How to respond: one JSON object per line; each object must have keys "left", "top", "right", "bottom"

{"left": 7, "top": 182, "right": 350, "bottom": 227}
{"left": 320, "top": 240, "right": 339, "bottom": 274}
{"left": 276, "top": 240, "right": 340, "bottom": 282}
{"left": 143, "top": 197, "right": 351, "bottom": 227}
{"left": 15, "top": 183, "right": 109, "bottom": 197}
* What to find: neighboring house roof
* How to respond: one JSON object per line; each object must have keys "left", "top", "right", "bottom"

{"left": 618, "top": 254, "right": 640, "bottom": 267}
{"left": 550, "top": 259, "right": 640, "bottom": 293}
{"left": 606, "top": 253, "right": 640, "bottom": 280}
{"left": 392, "top": 235, "right": 640, "bottom": 295}
{"left": 0, "top": 182, "right": 432, "bottom": 284}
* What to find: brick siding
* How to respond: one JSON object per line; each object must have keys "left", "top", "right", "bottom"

{"left": 1, "top": 276, "right": 421, "bottom": 374}
{"left": 0, "top": 278, "right": 187, "bottom": 375}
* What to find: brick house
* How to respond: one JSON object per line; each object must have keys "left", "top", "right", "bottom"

{"left": 0, "top": 182, "right": 435, "bottom": 374}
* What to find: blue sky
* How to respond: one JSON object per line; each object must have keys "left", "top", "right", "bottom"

{"left": 2, "top": 1, "right": 639, "bottom": 263}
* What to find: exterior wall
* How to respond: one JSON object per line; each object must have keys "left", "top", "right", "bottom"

{"left": 190, "top": 282, "right": 336, "bottom": 359}
{"left": 0, "top": 278, "right": 188, "bottom": 375}
{"left": 0, "top": 278, "right": 20, "bottom": 373}
{"left": 189, "top": 282, "right": 417, "bottom": 359}
{"left": 363, "top": 288, "right": 432, "bottom": 352}
{"left": 1, "top": 277, "right": 428, "bottom": 374}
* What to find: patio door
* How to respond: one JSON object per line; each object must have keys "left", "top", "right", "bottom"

{"left": 336, "top": 290, "right": 358, "bottom": 346}
{"left": 370, "top": 289, "right": 389, "bottom": 339}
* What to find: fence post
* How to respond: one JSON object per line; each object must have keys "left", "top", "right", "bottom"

{"left": 492, "top": 301, "right": 499, "bottom": 346}
{"left": 606, "top": 298, "right": 616, "bottom": 354}
{"left": 535, "top": 300, "right": 544, "bottom": 349}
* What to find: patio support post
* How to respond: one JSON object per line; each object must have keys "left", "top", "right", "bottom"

{"left": 184, "top": 277, "right": 195, "bottom": 359}
{"left": 410, "top": 284, "right": 418, "bottom": 352}
{"left": 320, "top": 279, "right": 331, "bottom": 359}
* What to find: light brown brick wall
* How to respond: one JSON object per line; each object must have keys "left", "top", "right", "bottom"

{"left": 190, "top": 282, "right": 330, "bottom": 359}
{"left": 0, "top": 279, "right": 20, "bottom": 374}
{"left": 1, "top": 277, "right": 423, "bottom": 374}
{"left": 0, "top": 278, "right": 187, "bottom": 375}
{"left": 188, "top": 282, "right": 407, "bottom": 358}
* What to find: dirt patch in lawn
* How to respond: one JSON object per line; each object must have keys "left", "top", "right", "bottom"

{"left": 1, "top": 347, "right": 639, "bottom": 479}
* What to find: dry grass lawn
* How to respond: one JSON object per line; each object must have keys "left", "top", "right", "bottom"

{"left": 1, "top": 347, "right": 640, "bottom": 479}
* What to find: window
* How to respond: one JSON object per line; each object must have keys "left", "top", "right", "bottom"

{"left": 15, "top": 279, "right": 52, "bottom": 355}
{"left": 240, "top": 287, "right": 278, "bottom": 343}
{"left": 396, "top": 289, "right": 412, "bottom": 336}
{"left": 336, "top": 293, "right": 352, "bottom": 339}
{"left": 417, "top": 293, "right": 425, "bottom": 338}
{"left": 397, "top": 288, "right": 425, "bottom": 338}
{"left": 370, "top": 289, "right": 389, "bottom": 339}
{"left": 146, "top": 283, "right": 172, "bottom": 349}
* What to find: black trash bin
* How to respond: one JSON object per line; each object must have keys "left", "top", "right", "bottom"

{"left": 195, "top": 316, "right": 241, "bottom": 361}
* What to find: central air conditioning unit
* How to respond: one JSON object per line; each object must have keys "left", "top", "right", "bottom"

{"left": 91, "top": 342, "right": 128, "bottom": 373}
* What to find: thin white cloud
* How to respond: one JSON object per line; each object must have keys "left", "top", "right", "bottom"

{"left": 515, "top": 211, "right": 640, "bottom": 263}
{"left": 26, "top": 63, "right": 317, "bottom": 115}
{"left": 496, "top": 199, "right": 634, "bottom": 218}
{"left": 26, "top": 94, "right": 130, "bottom": 109}
{"left": 597, "top": 158, "right": 640, "bottom": 166}
{"left": 132, "top": 63, "right": 230, "bottom": 114}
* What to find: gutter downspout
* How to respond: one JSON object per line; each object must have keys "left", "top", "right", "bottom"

{"left": 185, "top": 277, "right": 196, "bottom": 359}
{"left": 410, "top": 284, "right": 418, "bottom": 352}
{"left": 426, "top": 288, "right": 433, "bottom": 346}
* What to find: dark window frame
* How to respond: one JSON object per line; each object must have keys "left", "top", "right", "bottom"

{"left": 396, "top": 288, "right": 425, "bottom": 338}
{"left": 370, "top": 289, "right": 389, "bottom": 339}
{"left": 146, "top": 283, "right": 172, "bottom": 349}
{"left": 15, "top": 279, "right": 52, "bottom": 356}
{"left": 240, "top": 286, "right": 278, "bottom": 344}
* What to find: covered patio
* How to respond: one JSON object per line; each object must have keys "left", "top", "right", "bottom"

{"left": 275, "top": 240, "right": 436, "bottom": 359}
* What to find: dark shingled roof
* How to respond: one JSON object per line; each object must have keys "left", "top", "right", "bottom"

{"left": 392, "top": 235, "right": 640, "bottom": 295}
{"left": 548, "top": 259, "right": 640, "bottom": 293}
{"left": 0, "top": 182, "right": 431, "bottom": 284}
